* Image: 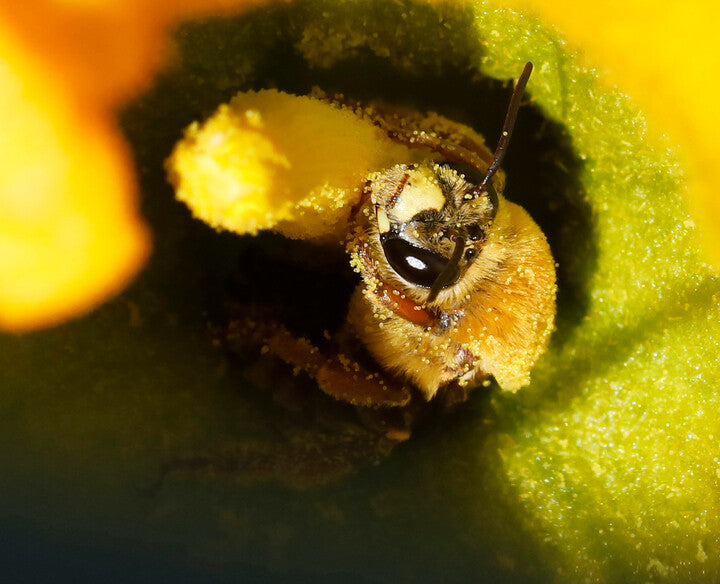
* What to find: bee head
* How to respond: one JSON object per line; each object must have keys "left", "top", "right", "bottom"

{"left": 349, "top": 62, "right": 533, "bottom": 306}
{"left": 373, "top": 62, "right": 533, "bottom": 304}
{"left": 368, "top": 162, "right": 498, "bottom": 304}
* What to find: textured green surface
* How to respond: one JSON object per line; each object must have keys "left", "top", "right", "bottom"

{"left": 1, "top": 1, "right": 718, "bottom": 582}
{"left": 473, "top": 7, "right": 720, "bottom": 583}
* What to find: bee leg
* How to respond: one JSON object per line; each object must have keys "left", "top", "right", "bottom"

{"left": 435, "top": 380, "right": 474, "bottom": 409}
{"left": 224, "top": 318, "right": 412, "bottom": 409}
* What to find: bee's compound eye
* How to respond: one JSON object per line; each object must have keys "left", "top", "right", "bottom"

{"left": 443, "top": 162, "right": 485, "bottom": 187}
{"left": 381, "top": 237, "right": 449, "bottom": 288}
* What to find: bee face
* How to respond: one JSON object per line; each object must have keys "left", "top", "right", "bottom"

{"left": 355, "top": 161, "right": 498, "bottom": 305}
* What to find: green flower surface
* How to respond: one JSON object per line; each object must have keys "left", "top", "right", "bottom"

{"left": 1, "top": 1, "right": 717, "bottom": 582}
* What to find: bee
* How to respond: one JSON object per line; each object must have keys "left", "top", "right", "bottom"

{"left": 237, "top": 63, "right": 555, "bottom": 405}
{"left": 162, "top": 63, "right": 556, "bottom": 487}
{"left": 345, "top": 62, "right": 556, "bottom": 400}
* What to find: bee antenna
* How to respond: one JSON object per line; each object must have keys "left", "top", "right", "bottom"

{"left": 477, "top": 62, "right": 533, "bottom": 195}
{"left": 427, "top": 64, "right": 533, "bottom": 304}
{"left": 426, "top": 233, "right": 466, "bottom": 304}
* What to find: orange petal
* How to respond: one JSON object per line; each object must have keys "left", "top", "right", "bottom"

{"left": 0, "top": 0, "right": 263, "bottom": 332}
{"left": 0, "top": 18, "right": 150, "bottom": 330}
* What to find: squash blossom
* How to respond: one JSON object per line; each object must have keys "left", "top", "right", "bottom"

{"left": 1, "top": 2, "right": 720, "bottom": 584}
